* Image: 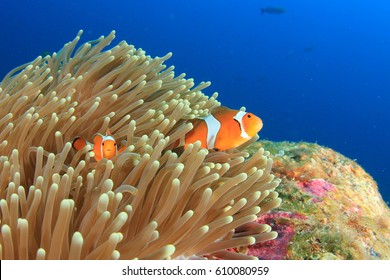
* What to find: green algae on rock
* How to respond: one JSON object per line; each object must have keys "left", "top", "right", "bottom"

{"left": 244, "top": 141, "right": 390, "bottom": 260}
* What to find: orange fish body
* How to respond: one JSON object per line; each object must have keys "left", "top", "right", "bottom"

{"left": 183, "top": 107, "right": 263, "bottom": 150}
{"left": 72, "top": 129, "right": 125, "bottom": 161}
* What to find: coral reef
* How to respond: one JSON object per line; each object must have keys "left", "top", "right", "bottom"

{"left": 243, "top": 141, "right": 390, "bottom": 259}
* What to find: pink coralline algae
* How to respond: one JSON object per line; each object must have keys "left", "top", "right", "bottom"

{"left": 297, "top": 179, "right": 335, "bottom": 202}
{"left": 246, "top": 212, "right": 306, "bottom": 260}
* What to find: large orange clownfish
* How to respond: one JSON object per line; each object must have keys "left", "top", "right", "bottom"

{"left": 72, "top": 129, "right": 126, "bottom": 161}
{"left": 178, "top": 106, "right": 263, "bottom": 151}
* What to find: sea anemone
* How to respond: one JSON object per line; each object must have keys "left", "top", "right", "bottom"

{"left": 0, "top": 30, "right": 281, "bottom": 260}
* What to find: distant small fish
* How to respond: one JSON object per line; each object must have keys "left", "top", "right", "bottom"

{"left": 175, "top": 106, "right": 263, "bottom": 151}
{"left": 261, "top": 7, "right": 286, "bottom": 15}
{"left": 72, "top": 129, "right": 126, "bottom": 161}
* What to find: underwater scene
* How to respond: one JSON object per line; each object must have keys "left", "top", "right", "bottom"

{"left": 0, "top": 0, "right": 389, "bottom": 260}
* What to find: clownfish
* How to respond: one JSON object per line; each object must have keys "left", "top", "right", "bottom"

{"left": 72, "top": 129, "right": 126, "bottom": 161}
{"left": 178, "top": 106, "right": 263, "bottom": 151}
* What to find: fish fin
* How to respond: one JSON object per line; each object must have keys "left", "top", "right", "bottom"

{"left": 93, "top": 133, "right": 104, "bottom": 160}
{"left": 93, "top": 133, "right": 104, "bottom": 144}
{"left": 94, "top": 153, "right": 103, "bottom": 161}
{"left": 72, "top": 137, "right": 88, "bottom": 151}
{"left": 118, "top": 146, "right": 126, "bottom": 154}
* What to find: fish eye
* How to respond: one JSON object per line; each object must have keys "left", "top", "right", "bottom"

{"left": 247, "top": 114, "right": 252, "bottom": 118}
{"left": 102, "top": 143, "right": 105, "bottom": 146}
{"left": 114, "top": 143, "right": 117, "bottom": 146}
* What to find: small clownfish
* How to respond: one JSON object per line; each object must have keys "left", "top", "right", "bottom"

{"left": 179, "top": 106, "right": 263, "bottom": 151}
{"left": 72, "top": 129, "right": 126, "bottom": 161}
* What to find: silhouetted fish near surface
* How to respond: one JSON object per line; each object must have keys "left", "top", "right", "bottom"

{"left": 261, "top": 7, "right": 286, "bottom": 14}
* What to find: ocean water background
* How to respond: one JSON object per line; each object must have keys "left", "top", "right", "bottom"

{"left": 1, "top": 0, "right": 389, "bottom": 202}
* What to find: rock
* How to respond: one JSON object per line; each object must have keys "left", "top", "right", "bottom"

{"left": 243, "top": 141, "right": 390, "bottom": 259}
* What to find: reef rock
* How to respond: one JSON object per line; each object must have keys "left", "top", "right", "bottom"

{"left": 242, "top": 141, "right": 390, "bottom": 259}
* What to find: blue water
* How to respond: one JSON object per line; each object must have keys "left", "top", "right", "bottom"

{"left": 1, "top": 0, "right": 389, "bottom": 202}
